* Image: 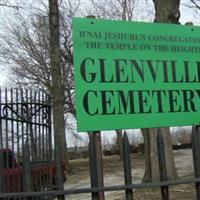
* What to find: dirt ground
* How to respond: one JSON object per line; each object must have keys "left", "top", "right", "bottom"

{"left": 64, "top": 149, "right": 197, "bottom": 200}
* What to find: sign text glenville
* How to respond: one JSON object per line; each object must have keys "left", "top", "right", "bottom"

{"left": 73, "top": 18, "right": 200, "bottom": 131}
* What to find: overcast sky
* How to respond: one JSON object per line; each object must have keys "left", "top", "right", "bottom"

{"left": 0, "top": 0, "right": 199, "bottom": 86}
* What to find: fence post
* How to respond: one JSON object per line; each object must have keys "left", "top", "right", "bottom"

{"left": 123, "top": 131, "right": 133, "bottom": 200}
{"left": 23, "top": 141, "right": 32, "bottom": 192}
{"left": 157, "top": 129, "right": 169, "bottom": 200}
{"left": 0, "top": 153, "right": 3, "bottom": 193}
{"left": 89, "top": 131, "right": 105, "bottom": 200}
{"left": 191, "top": 125, "right": 200, "bottom": 200}
{"left": 0, "top": 88, "right": 3, "bottom": 193}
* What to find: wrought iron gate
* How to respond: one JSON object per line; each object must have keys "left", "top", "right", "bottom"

{"left": 0, "top": 88, "right": 52, "bottom": 195}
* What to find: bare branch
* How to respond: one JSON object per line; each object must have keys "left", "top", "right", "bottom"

{"left": 0, "top": 3, "right": 21, "bottom": 9}
{"left": 191, "top": 0, "right": 200, "bottom": 9}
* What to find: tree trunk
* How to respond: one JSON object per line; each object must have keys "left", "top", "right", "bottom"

{"left": 153, "top": 0, "right": 180, "bottom": 24}
{"left": 49, "top": 0, "right": 69, "bottom": 185}
{"left": 142, "top": 128, "right": 178, "bottom": 182}
{"left": 142, "top": 0, "right": 180, "bottom": 183}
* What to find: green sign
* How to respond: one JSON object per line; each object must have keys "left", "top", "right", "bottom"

{"left": 73, "top": 18, "right": 200, "bottom": 132}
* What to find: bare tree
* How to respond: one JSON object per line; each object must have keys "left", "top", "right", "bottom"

{"left": 0, "top": 5, "right": 77, "bottom": 115}
{"left": 0, "top": 1, "right": 82, "bottom": 164}
{"left": 1, "top": 14, "right": 50, "bottom": 89}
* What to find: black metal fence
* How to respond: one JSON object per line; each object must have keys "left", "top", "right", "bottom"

{"left": 0, "top": 88, "right": 53, "bottom": 195}
{"left": 0, "top": 88, "right": 200, "bottom": 200}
